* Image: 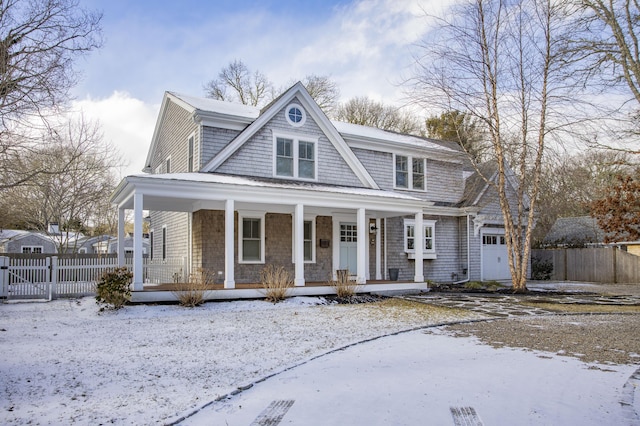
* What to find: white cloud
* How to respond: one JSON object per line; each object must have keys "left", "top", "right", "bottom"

{"left": 70, "top": 92, "right": 159, "bottom": 179}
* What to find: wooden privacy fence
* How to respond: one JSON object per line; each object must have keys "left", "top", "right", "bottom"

{"left": 532, "top": 248, "right": 640, "bottom": 283}
{"left": 0, "top": 255, "right": 188, "bottom": 300}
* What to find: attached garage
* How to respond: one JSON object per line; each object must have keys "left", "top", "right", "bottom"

{"left": 481, "top": 229, "right": 511, "bottom": 281}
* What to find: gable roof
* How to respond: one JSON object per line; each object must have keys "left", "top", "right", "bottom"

{"left": 200, "top": 82, "right": 379, "bottom": 189}
{"left": 143, "top": 92, "right": 260, "bottom": 173}
{"left": 457, "top": 161, "right": 530, "bottom": 209}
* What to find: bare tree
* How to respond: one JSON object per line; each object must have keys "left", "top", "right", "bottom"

{"left": 0, "top": 0, "right": 102, "bottom": 129}
{"left": 564, "top": 0, "right": 640, "bottom": 152}
{"left": 299, "top": 74, "right": 340, "bottom": 114}
{"left": 335, "top": 96, "right": 424, "bottom": 135}
{"left": 2, "top": 116, "right": 121, "bottom": 252}
{"left": 409, "top": 0, "right": 584, "bottom": 291}
{"left": 0, "top": 0, "right": 102, "bottom": 191}
{"left": 203, "top": 60, "right": 275, "bottom": 107}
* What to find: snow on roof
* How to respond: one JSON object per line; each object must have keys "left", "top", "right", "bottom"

{"left": 332, "top": 121, "right": 459, "bottom": 153}
{"left": 0, "top": 229, "right": 29, "bottom": 242}
{"left": 168, "top": 91, "right": 459, "bottom": 154}
{"left": 168, "top": 91, "right": 260, "bottom": 119}
{"left": 130, "top": 172, "right": 423, "bottom": 201}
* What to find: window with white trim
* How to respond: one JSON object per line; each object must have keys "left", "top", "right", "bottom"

{"left": 166, "top": 157, "right": 171, "bottom": 173}
{"left": 239, "top": 212, "right": 265, "bottom": 263}
{"left": 292, "top": 217, "right": 316, "bottom": 263}
{"left": 150, "top": 230, "right": 154, "bottom": 259}
{"left": 21, "top": 246, "right": 43, "bottom": 254}
{"left": 403, "top": 219, "right": 436, "bottom": 258}
{"left": 274, "top": 133, "right": 317, "bottom": 180}
{"left": 395, "top": 154, "right": 426, "bottom": 190}
{"left": 285, "top": 103, "right": 306, "bottom": 127}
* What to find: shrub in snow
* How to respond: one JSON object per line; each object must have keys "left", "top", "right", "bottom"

{"left": 95, "top": 267, "right": 132, "bottom": 310}
{"left": 260, "top": 265, "right": 293, "bottom": 303}
{"left": 172, "top": 268, "right": 212, "bottom": 307}
{"left": 328, "top": 269, "right": 360, "bottom": 300}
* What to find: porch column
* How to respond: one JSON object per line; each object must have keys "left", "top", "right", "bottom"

{"left": 117, "top": 207, "right": 125, "bottom": 266}
{"left": 132, "top": 193, "right": 144, "bottom": 291}
{"left": 356, "top": 208, "right": 366, "bottom": 284}
{"left": 414, "top": 212, "right": 424, "bottom": 282}
{"left": 293, "top": 203, "right": 305, "bottom": 286}
{"left": 224, "top": 199, "right": 235, "bottom": 289}
{"left": 375, "top": 218, "right": 382, "bottom": 280}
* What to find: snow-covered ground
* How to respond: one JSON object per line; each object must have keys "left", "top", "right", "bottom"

{"left": 0, "top": 296, "right": 484, "bottom": 425}
{"left": 1, "top": 296, "right": 637, "bottom": 425}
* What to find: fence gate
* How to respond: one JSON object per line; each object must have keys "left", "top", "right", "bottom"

{"left": 1, "top": 256, "right": 51, "bottom": 300}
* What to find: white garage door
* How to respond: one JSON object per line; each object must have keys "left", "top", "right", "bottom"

{"left": 482, "top": 232, "right": 511, "bottom": 280}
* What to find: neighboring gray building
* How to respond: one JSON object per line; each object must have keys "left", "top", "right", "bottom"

{"left": 111, "top": 82, "right": 523, "bottom": 291}
{"left": 0, "top": 230, "right": 58, "bottom": 254}
{"left": 543, "top": 216, "right": 606, "bottom": 248}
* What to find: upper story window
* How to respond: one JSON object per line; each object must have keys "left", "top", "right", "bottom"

{"left": 395, "top": 154, "right": 426, "bottom": 191}
{"left": 285, "top": 103, "right": 306, "bottom": 127}
{"left": 274, "top": 133, "right": 317, "bottom": 180}
{"left": 403, "top": 219, "right": 437, "bottom": 259}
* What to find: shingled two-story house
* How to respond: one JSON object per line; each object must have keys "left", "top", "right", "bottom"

{"left": 111, "top": 82, "right": 517, "bottom": 301}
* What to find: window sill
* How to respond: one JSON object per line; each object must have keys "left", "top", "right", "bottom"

{"left": 406, "top": 251, "right": 437, "bottom": 260}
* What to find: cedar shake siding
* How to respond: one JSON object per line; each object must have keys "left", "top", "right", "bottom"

{"left": 192, "top": 210, "right": 334, "bottom": 283}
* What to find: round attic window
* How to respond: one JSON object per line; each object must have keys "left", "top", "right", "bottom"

{"left": 285, "top": 103, "right": 306, "bottom": 127}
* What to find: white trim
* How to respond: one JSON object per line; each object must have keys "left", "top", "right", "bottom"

{"left": 272, "top": 131, "right": 319, "bottom": 181}
{"left": 200, "top": 82, "right": 379, "bottom": 189}
{"left": 480, "top": 227, "right": 508, "bottom": 281}
{"left": 21, "top": 245, "right": 43, "bottom": 254}
{"left": 292, "top": 214, "right": 317, "bottom": 264}
{"left": 393, "top": 154, "right": 426, "bottom": 192}
{"left": 285, "top": 103, "right": 306, "bottom": 127}
{"left": 238, "top": 211, "right": 266, "bottom": 264}
{"left": 403, "top": 218, "right": 437, "bottom": 259}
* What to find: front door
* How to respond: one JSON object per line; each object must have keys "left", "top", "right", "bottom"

{"left": 339, "top": 223, "right": 357, "bottom": 274}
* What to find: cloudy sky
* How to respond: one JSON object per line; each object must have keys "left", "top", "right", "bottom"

{"left": 69, "top": 0, "right": 448, "bottom": 178}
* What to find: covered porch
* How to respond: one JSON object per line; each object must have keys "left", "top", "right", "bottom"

{"left": 111, "top": 173, "right": 430, "bottom": 299}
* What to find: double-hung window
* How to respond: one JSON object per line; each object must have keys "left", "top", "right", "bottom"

{"left": 292, "top": 217, "right": 316, "bottom": 263}
{"left": 395, "top": 154, "right": 426, "bottom": 190}
{"left": 239, "top": 212, "right": 265, "bottom": 263}
{"left": 403, "top": 219, "right": 437, "bottom": 259}
{"left": 274, "top": 133, "right": 317, "bottom": 180}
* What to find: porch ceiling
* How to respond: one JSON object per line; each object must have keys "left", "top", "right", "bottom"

{"left": 111, "top": 173, "right": 429, "bottom": 216}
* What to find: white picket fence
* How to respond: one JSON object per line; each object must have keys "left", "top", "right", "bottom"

{"left": 0, "top": 256, "right": 188, "bottom": 300}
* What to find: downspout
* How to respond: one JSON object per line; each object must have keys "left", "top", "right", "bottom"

{"left": 453, "top": 214, "right": 471, "bottom": 285}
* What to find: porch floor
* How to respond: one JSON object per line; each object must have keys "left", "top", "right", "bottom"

{"left": 132, "top": 280, "right": 429, "bottom": 303}
{"left": 142, "top": 280, "right": 401, "bottom": 291}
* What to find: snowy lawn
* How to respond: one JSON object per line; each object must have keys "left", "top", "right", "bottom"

{"left": 0, "top": 296, "right": 485, "bottom": 425}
